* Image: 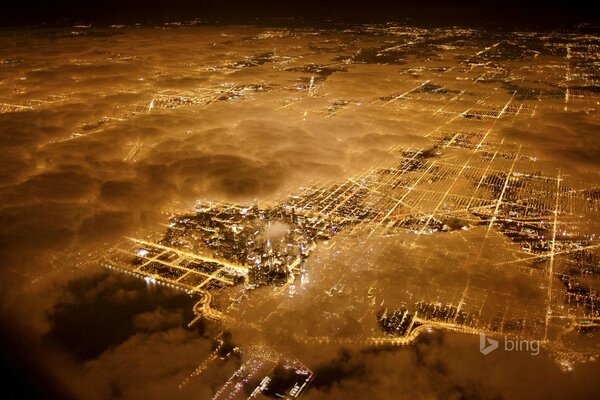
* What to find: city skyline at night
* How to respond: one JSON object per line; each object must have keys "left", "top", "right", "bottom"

{"left": 0, "top": 4, "right": 599, "bottom": 400}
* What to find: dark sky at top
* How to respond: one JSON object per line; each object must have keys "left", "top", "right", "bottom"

{"left": 0, "top": 0, "right": 597, "bottom": 28}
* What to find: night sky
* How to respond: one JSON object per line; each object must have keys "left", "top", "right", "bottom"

{"left": 1, "top": 0, "right": 597, "bottom": 28}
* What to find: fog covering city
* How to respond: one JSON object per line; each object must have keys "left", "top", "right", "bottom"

{"left": 0, "top": 23, "right": 599, "bottom": 399}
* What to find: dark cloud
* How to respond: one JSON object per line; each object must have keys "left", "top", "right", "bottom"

{"left": 1, "top": 171, "right": 97, "bottom": 204}
{"left": 45, "top": 271, "right": 197, "bottom": 360}
{"left": 171, "top": 154, "right": 285, "bottom": 200}
{"left": 0, "top": 202, "right": 85, "bottom": 254}
{"left": 133, "top": 308, "right": 184, "bottom": 332}
{"left": 303, "top": 331, "right": 600, "bottom": 400}
{"left": 501, "top": 110, "right": 600, "bottom": 178}
{"left": 2, "top": 268, "right": 230, "bottom": 400}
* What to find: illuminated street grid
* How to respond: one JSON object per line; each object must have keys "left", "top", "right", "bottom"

{"left": 77, "top": 24, "right": 600, "bottom": 389}
{"left": 208, "top": 344, "right": 313, "bottom": 400}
